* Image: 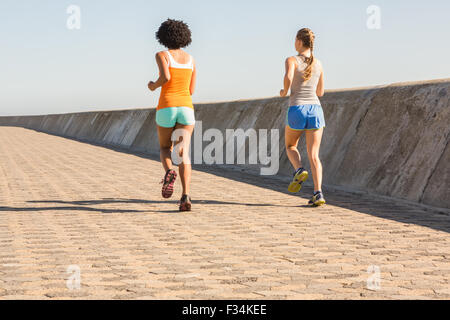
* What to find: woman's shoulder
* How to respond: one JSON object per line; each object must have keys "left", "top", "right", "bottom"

{"left": 182, "top": 50, "right": 195, "bottom": 66}
{"left": 286, "top": 55, "right": 299, "bottom": 61}
{"left": 285, "top": 56, "right": 299, "bottom": 66}
{"left": 313, "top": 57, "right": 323, "bottom": 72}
{"left": 314, "top": 57, "right": 322, "bottom": 67}
{"left": 155, "top": 50, "right": 168, "bottom": 59}
{"left": 185, "top": 51, "right": 194, "bottom": 61}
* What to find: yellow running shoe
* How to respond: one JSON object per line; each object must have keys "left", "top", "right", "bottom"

{"left": 288, "top": 168, "right": 309, "bottom": 193}
{"left": 308, "top": 191, "right": 326, "bottom": 207}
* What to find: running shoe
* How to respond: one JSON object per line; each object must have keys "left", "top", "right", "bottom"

{"left": 309, "top": 191, "right": 326, "bottom": 207}
{"left": 179, "top": 194, "right": 192, "bottom": 212}
{"left": 161, "top": 169, "right": 177, "bottom": 198}
{"left": 288, "top": 168, "right": 309, "bottom": 193}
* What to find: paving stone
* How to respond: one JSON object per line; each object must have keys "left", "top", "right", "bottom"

{"left": 0, "top": 127, "right": 448, "bottom": 299}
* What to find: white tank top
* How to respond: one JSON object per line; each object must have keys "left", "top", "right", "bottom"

{"left": 166, "top": 51, "right": 194, "bottom": 70}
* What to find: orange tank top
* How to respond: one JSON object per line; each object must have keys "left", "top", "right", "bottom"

{"left": 157, "top": 51, "right": 194, "bottom": 110}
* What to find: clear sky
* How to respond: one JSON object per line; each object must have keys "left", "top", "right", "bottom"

{"left": 1, "top": 0, "right": 449, "bottom": 115}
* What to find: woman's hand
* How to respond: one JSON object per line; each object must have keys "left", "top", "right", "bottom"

{"left": 148, "top": 81, "right": 157, "bottom": 91}
{"left": 280, "top": 89, "right": 287, "bottom": 97}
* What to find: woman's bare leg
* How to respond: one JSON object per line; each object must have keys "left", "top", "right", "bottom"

{"left": 157, "top": 125, "right": 174, "bottom": 172}
{"left": 305, "top": 128, "right": 324, "bottom": 192}
{"left": 174, "top": 123, "right": 194, "bottom": 195}
{"left": 285, "top": 126, "right": 304, "bottom": 170}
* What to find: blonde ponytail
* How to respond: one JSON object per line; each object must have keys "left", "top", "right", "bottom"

{"left": 296, "top": 28, "right": 315, "bottom": 81}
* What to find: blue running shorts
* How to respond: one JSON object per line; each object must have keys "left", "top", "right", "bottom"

{"left": 286, "top": 104, "right": 326, "bottom": 130}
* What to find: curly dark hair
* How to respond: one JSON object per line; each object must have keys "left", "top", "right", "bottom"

{"left": 156, "top": 19, "right": 192, "bottom": 49}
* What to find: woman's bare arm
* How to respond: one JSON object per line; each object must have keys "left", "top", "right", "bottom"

{"left": 280, "top": 57, "right": 296, "bottom": 97}
{"left": 148, "top": 52, "right": 171, "bottom": 91}
{"left": 189, "top": 60, "right": 197, "bottom": 95}
{"left": 316, "top": 70, "right": 325, "bottom": 97}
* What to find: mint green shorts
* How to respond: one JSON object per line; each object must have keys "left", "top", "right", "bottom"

{"left": 156, "top": 107, "right": 196, "bottom": 128}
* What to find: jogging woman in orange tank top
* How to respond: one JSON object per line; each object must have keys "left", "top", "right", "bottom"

{"left": 148, "top": 19, "right": 196, "bottom": 212}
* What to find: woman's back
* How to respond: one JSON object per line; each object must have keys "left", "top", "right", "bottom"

{"left": 289, "top": 56, "right": 322, "bottom": 106}
{"left": 157, "top": 50, "right": 194, "bottom": 110}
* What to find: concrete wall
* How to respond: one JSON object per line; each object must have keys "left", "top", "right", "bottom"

{"left": 1, "top": 79, "right": 449, "bottom": 209}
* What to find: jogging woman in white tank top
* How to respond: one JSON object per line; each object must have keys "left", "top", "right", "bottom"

{"left": 280, "top": 28, "right": 326, "bottom": 206}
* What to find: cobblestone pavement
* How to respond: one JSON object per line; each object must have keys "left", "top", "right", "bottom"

{"left": 0, "top": 127, "right": 449, "bottom": 300}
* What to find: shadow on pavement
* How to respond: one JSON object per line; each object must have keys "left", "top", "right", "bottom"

{"left": 26, "top": 198, "right": 298, "bottom": 208}
{"left": 0, "top": 205, "right": 144, "bottom": 214}
{"left": 9, "top": 133, "right": 450, "bottom": 234}
{"left": 193, "top": 163, "right": 450, "bottom": 234}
